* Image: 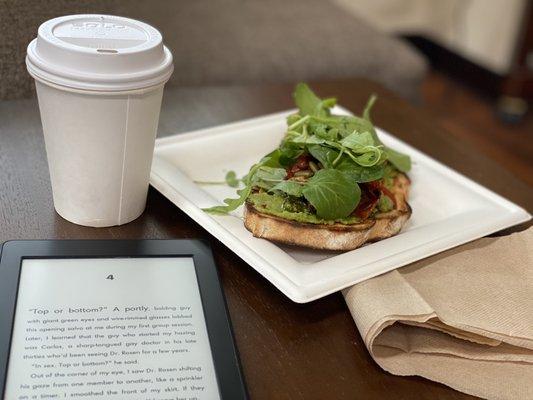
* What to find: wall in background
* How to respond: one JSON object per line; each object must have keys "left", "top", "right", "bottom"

{"left": 334, "top": 0, "right": 528, "bottom": 75}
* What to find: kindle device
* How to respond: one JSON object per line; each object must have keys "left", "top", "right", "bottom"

{"left": 0, "top": 240, "right": 247, "bottom": 400}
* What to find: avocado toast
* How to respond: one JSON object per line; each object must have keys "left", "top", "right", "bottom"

{"left": 205, "top": 83, "right": 412, "bottom": 251}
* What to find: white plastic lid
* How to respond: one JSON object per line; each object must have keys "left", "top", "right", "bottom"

{"left": 26, "top": 14, "right": 174, "bottom": 92}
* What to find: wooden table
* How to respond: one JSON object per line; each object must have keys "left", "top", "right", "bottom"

{"left": 1, "top": 80, "right": 531, "bottom": 400}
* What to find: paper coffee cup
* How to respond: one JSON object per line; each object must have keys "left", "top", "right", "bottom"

{"left": 26, "top": 15, "right": 173, "bottom": 227}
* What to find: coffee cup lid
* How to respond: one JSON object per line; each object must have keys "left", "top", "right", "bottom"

{"left": 26, "top": 14, "right": 174, "bottom": 92}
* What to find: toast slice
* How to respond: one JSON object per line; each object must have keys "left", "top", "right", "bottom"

{"left": 244, "top": 173, "right": 411, "bottom": 251}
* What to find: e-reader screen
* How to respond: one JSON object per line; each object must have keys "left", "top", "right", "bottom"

{"left": 4, "top": 257, "right": 221, "bottom": 399}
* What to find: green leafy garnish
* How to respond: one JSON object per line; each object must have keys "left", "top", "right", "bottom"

{"left": 294, "top": 82, "right": 336, "bottom": 117}
{"left": 205, "top": 186, "right": 252, "bottom": 214}
{"left": 383, "top": 147, "right": 411, "bottom": 172}
{"left": 270, "top": 180, "right": 304, "bottom": 197}
{"left": 302, "top": 169, "right": 360, "bottom": 220}
{"left": 360, "top": 95, "right": 411, "bottom": 172}
{"left": 308, "top": 145, "right": 383, "bottom": 182}
{"left": 252, "top": 167, "right": 287, "bottom": 189}
{"left": 203, "top": 83, "right": 411, "bottom": 220}
{"left": 225, "top": 171, "right": 240, "bottom": 187}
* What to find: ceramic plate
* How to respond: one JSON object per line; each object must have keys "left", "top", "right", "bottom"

{"left": 150, "top": 107, "right": 531, "bottom": 303}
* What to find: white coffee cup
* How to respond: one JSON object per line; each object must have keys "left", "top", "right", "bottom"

{"left": 26, "top": 15, "right": 173, "bottom": 227}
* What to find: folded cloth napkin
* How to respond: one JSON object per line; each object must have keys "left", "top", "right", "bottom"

{"left": 343, "top": 227, "right": 533, "bottom": 400}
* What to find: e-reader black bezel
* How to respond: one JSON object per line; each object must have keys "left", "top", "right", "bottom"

{"left": 0, "top": 240, "right": 248, "bottom": 400}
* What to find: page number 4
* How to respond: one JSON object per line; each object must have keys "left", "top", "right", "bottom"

{"left": 106, "top": 274, "right": 114, "bottom": 280}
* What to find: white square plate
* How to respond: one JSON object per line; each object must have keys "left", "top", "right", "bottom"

{"left": 150, "top": 106, "right": 531, "bottom": 303}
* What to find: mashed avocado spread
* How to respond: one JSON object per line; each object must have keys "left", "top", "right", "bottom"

{"left": 247, "top": 192, "right": 362, "bottom": 225}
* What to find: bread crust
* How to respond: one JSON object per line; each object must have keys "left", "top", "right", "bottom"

{"left": 243, "top": 173, "right": 412, "bottom": 251}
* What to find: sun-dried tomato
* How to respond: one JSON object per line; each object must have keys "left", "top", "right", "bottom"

{"left": 286, "top": 154, "right": 311, "bottom": 179}
{"left": 352, "top": 178, "right": 399, "bottom": 219}
{"left": 353, "top": 183, "right": 381, "bottom": 219}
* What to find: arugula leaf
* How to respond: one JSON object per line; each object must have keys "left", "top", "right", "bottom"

{"left": 204, "top": 162, "right": 264, "bottom": 214}
{"left": 252, "top": 166, "right": 286, "bottom": 189}
{"left": 254, "top": 166, "right": 286, "bottom": 181}
{"left": 294, "top": 83, "right": 322, "bottom": 116}
{"left": 287, "top": 114, "right": 311, "bottom": 131}
{"left": 319, "top": 97, "right": 337, "bottom": 109}
{"left": 307, "top": 121, "right": 331, "bottom": 139}
{"left": 308, "top": 137, "right": 381, "bottom": 167}
{"left": 291, "top": 134, "right": 325, "bottom": 145}
{"left": 346, "top": 150, "right": 382, "bottom": 167}
{"left": 258, "top": 150, "right": 282, "bottom": 168}
{"left": 384, "top": 147, "right": 411, "bottom": 172}
{"left": 361, "top": 94, "right": 382, "bottom": 145}
{"left": 363, "top": 94, "right": 377, "bottom": 121}
{"left": 204, "top": 186, "right": 252, "bottom": 214}
{"left": 278, "top": 143, "right": 303, "bottom": 167}
{"left": 225, "top": 171, "right": 240, "bottom": 187}
{"left": 293, "top": 83, "right": 335, "bottom": 117}
{"left": 269, "top": 180, "right": 304, "bottom": 197}
{"left": 337, "top": 159, "right": 384, "bottom": 182}
{"left": 340, "top": 131, "right": 376, "bottom": 149}
{"left": 302, "top": 169, "right": 360, "bottom": 219}
{"left": 307, "top": 145, "right": 383, "bottom": 182}
{"left": 339, "top": 131, "right": 382, "bottom": 166}
{"left": 361, "top": 95, "right": 412, "bottom": 172}
{"left": 307, "top": 145, "right": 338, "bottom": 168}
{"left": 286, "top": 114, "right": 302, "bottom": 127}
{"left": 328, "top": 115, "right": 375, "bottom": 139}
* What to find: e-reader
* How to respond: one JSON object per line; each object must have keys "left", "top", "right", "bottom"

{"left": 0, "top": 240, "right": 247, "bottom": 400}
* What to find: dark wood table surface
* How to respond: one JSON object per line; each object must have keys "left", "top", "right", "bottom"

{"left": 1, "top": 80, "right": 531, "bottom": 400}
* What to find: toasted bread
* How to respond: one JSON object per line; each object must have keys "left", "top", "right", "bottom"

{"left": 244, "top": 173, "right": 411, "bottom": 251}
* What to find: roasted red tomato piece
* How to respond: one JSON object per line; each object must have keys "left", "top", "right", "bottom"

{"left": 353, "top": 183, "right": 380, "bottom": 219}
{"left": 286, "top": 154, "right": 311, "bottom": 179}
{"left": 364, "top": 180, "right": 397, "bottom": 207}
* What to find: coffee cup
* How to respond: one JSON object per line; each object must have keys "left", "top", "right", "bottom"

{"left": 26, "top": 14, "right": 173, "bottom": 227}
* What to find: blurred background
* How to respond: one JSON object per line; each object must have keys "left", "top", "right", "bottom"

{"left": 1, "top": 0, "right": 531, "bottom": 184}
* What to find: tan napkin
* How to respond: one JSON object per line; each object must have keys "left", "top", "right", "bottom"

{"left": 343, "top": 227, "right": 533, "bottom": 400}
